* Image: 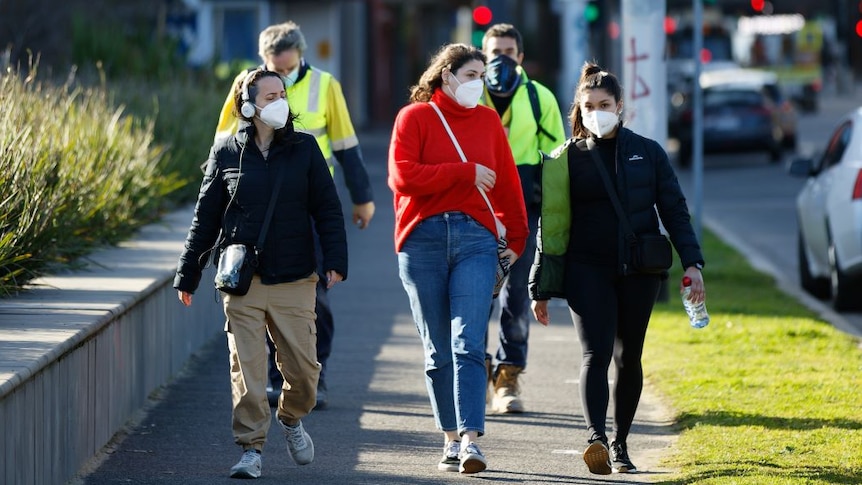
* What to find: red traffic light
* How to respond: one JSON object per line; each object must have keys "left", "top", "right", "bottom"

{"left": 856, "top": 19, "right": 862, "bottom": 38}
{"left": 750, "top": 0, "right": 765, "bottom": 12}
{"left": 473, "top": 6, "right": 492, "bottom": 26}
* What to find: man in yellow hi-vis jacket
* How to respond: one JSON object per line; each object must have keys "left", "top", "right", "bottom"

{"left": 215, "top": 21, "right": 375, "bottom": 410}
{"left": 479, "top": 23, "right": 565, "bottom": 415}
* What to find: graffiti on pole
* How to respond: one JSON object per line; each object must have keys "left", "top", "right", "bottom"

{"left": 621, "top": 0, "right": 667, "bottom": 147}
{"left": 625, "top": 36, "right": 652, "bottom": 124}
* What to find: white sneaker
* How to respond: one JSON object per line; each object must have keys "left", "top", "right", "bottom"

{"left": 458, "top": 442, "right": 487, "bottom": 474}
{"left": 229, "top": 450, "right": 262, "bottom": 478}
{"left": 437, "top": 440, "right": 460, "bottom": 472}
{"left": 280, "top": 420, "right": 314, "bottom": 465}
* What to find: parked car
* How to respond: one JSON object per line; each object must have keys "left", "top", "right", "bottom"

{"left": 676, "top": 82, "right": 783, "bottom": 167}
{"left": 788, "top": 110, "right": 862, "bottom": 311}
{"left": 700, "top": 68, "right": 798, "bottom": 150}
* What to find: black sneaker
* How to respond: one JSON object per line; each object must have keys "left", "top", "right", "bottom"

{"left": 610, "top": 440, "right": 637, "bottom": 473}
{"left": 583, "top": 437, "right": 612, "bottom": 475}
{"left": 314, "top": 378, "right": 328, "bottom": 410}
{"left": 437, "top": 440, "right": 460, "bottom": 472}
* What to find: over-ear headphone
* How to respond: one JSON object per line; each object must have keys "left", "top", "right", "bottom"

{"left": 239, "top": 69, "right": 259, "bottom": 119}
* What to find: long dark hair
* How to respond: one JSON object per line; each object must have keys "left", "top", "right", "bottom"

{"left": 568, "top": 62, "right": 623, "bottom": 138}
{"left": 409, "top": 43, "right": 486, "bottom": 103}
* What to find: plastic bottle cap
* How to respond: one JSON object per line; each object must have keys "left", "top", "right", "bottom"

{"left": 682, "top": 276, "right": 692, "bottom": 286}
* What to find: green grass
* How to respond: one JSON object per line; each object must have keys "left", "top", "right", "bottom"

{"left": 645, "top": 230, "right": 862, "bottom": 484}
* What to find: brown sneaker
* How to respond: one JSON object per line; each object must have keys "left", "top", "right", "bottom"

{"left": 583, "top": 439, "right": 612, "bottom": 475}
{"left": 491, "top": 364, "right": 524, "bottom": 413}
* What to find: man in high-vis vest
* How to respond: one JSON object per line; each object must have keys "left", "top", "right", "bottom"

{"left": 480, "top": 23, "right": 565, "bottom": 415}
{"left": 215, "top": 21, "right": 375, "bottom": 410}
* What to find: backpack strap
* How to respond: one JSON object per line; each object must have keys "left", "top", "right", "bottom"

{"left": 526, "top": 80, "right": 558, "bottom": 143}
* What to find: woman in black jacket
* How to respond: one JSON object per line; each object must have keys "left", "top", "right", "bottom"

{"left": 529, "top": 63, "right": 705, "bottom": 475}
{"left": 174, "top": 69, "right": 347, "bottom": 479}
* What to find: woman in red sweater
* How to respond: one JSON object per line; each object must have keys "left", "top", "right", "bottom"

{"left": 387, "top": 43, "right": 528, "bottom": 475}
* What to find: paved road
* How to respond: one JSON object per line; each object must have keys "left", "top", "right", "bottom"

{"left": 674, "top": 84, "right": 862, "bottom": 338}
{"left": 74, "top": 133, "right": 676, "bottom": 484}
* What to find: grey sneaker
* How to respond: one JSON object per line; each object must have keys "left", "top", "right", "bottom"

{"left": 229, "top": 450, "right": 261, "bottom": 479}
{"left": 583, "top": 438, "right": 612, "bottom": 475}
{"left": 280, "top": 420, "right": 314, "bottom": 465}
{"left": 458, "top": 443, "right": 487, "bottom": 474}
{"left": 437, "top": 440, "right": 460, "bottom": 472}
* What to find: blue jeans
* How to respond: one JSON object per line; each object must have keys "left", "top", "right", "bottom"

{"left": 493, "top": 202, "right": 539, "bottom": 369}
{"left": 398, "top": 212, "right": 497, "bottom": 436}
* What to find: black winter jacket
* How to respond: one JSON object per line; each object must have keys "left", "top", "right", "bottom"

{"left": 529, "top": 127, "right": 704, "bottom": 300}
{"left": 174, "top": 124, "right": 347, "bottom": 293}
{"left": 591, "top": 128, "right": 704, "bottom": 271}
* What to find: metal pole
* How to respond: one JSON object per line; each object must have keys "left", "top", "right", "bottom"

{"left": 692, "top": 0, "right": 703, "bottom": 241}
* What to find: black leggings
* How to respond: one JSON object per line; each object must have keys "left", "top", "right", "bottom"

{"left": 565, "top": 261, "right": 661, "bottom": 444}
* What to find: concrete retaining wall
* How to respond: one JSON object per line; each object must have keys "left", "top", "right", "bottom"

{"left": 0, "top": 206, "right": 224, "bottom": 485}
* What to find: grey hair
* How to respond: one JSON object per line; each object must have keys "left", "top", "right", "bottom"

{"left": 258, "top": 21, "right": 307, "bottom": 59}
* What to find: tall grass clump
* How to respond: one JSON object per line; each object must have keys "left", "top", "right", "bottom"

{"left": 0, "top": 65, "right": 183, "bottom": 294}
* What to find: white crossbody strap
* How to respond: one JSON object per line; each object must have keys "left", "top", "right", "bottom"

{"left": 429, "top": 101, "right": 506, "bottom": 239}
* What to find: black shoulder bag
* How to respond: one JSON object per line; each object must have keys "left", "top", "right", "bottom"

{"left": 582, "top": 140, "right": 672, "bottom": 274}
{"left": 214, "top": 163, "right": 286, "bottom": 295}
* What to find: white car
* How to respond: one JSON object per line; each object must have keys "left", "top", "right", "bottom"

{"left": 788, "top": 109, "right": 862, "bottom": 311}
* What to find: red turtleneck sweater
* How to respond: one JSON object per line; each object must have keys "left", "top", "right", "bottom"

{"left": 388, "top": 89, "right": 528, "bottom": 256}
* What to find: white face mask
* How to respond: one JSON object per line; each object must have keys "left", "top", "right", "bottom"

{"left": 281, "top": 66, "right": 299, "bottom": 87}
{"left": 582, "top": 109, "right": 619, "bottom": 138}
{"left": 256, "top": 98, "right": 289, "bottom": 129}
{"left": 448, "top": 75, "right": 484, "bottom": 109}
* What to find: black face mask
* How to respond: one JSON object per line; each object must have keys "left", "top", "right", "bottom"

{"left": 485, "top": 55, "right": 521, "bottom": 96}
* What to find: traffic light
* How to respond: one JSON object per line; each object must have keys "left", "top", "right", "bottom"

{"left": 472, "top": 5, "right": 493, "bottom": 47}
{"left": 750, "top": 0, "right": 765, "bottom": 12}
{"left": 585, "top": 1, "right": 600, "bottom": 24}
{"left": 857, "top": 1, "right": 862, "bottom": 38}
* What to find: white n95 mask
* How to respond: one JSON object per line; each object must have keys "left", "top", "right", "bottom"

{"left": 448, "top": 76, "right": 484, "bottom": 109}
{"left": 256, "top": 98, "right": 289, "bottom": 129}
{"left": 583, "top": 110, "right": 619, "bottom": 138}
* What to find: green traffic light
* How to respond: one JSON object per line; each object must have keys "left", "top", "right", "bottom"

{"left": 472, "top": 29, "right": 485, "bottom": 47}
{"left": 584, "top": 3, "right": 599, "bottom": 23}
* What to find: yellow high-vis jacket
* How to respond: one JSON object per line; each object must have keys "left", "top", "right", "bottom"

{"left": 213, "top": 63, "right": 373, "bottom": 204}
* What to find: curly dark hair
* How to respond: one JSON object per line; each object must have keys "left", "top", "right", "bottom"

{"left": 409, "top": 43, "right": 486, "bottom": 103}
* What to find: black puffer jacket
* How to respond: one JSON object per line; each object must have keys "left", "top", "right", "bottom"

{"left": 174, "top": 123, "right": 347, "bottom": 293}
{"left": 529, "top": 127, "right": 704, "bottom": 300}
{"left": 596, "top": 127, "right": 704, "bottom": 271}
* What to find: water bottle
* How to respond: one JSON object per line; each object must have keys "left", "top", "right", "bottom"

{"left": 682, "top": 276, "right": 709, "bottom": 329}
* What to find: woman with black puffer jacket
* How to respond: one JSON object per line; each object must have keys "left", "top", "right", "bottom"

{"left": 529, "top": 62, "right": 705, "bottom": 477}
{"left": 174, "top": 69, "right": 346, "bottom": 480}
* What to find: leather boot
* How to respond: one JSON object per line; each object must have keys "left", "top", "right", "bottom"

{"left": 491, "top": 364, "right": 524, "bottom": 413}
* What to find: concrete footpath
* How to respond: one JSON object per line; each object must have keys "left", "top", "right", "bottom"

{"left": 73, "top": 130, "right": 678, "bottom": 484}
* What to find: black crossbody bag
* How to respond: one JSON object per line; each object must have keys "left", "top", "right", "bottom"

{"left": 214, "top": 163, "right": 286, "bottom": 295}
{"left": 582, "top": 140, "right": 672, "bottom": 274}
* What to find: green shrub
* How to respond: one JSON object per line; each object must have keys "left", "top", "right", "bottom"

{"left": 0, "top": 16, "right": 247, "bottom": 294}
{"left": 0, "top": 66, "right": 183, "bottom": 293}
{"left": 70, "top": 13, "right": 186, "bottom": 83}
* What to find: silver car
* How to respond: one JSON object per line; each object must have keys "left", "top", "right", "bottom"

{"left": 788, "top": 110, "right": 862, "bottom": 311}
